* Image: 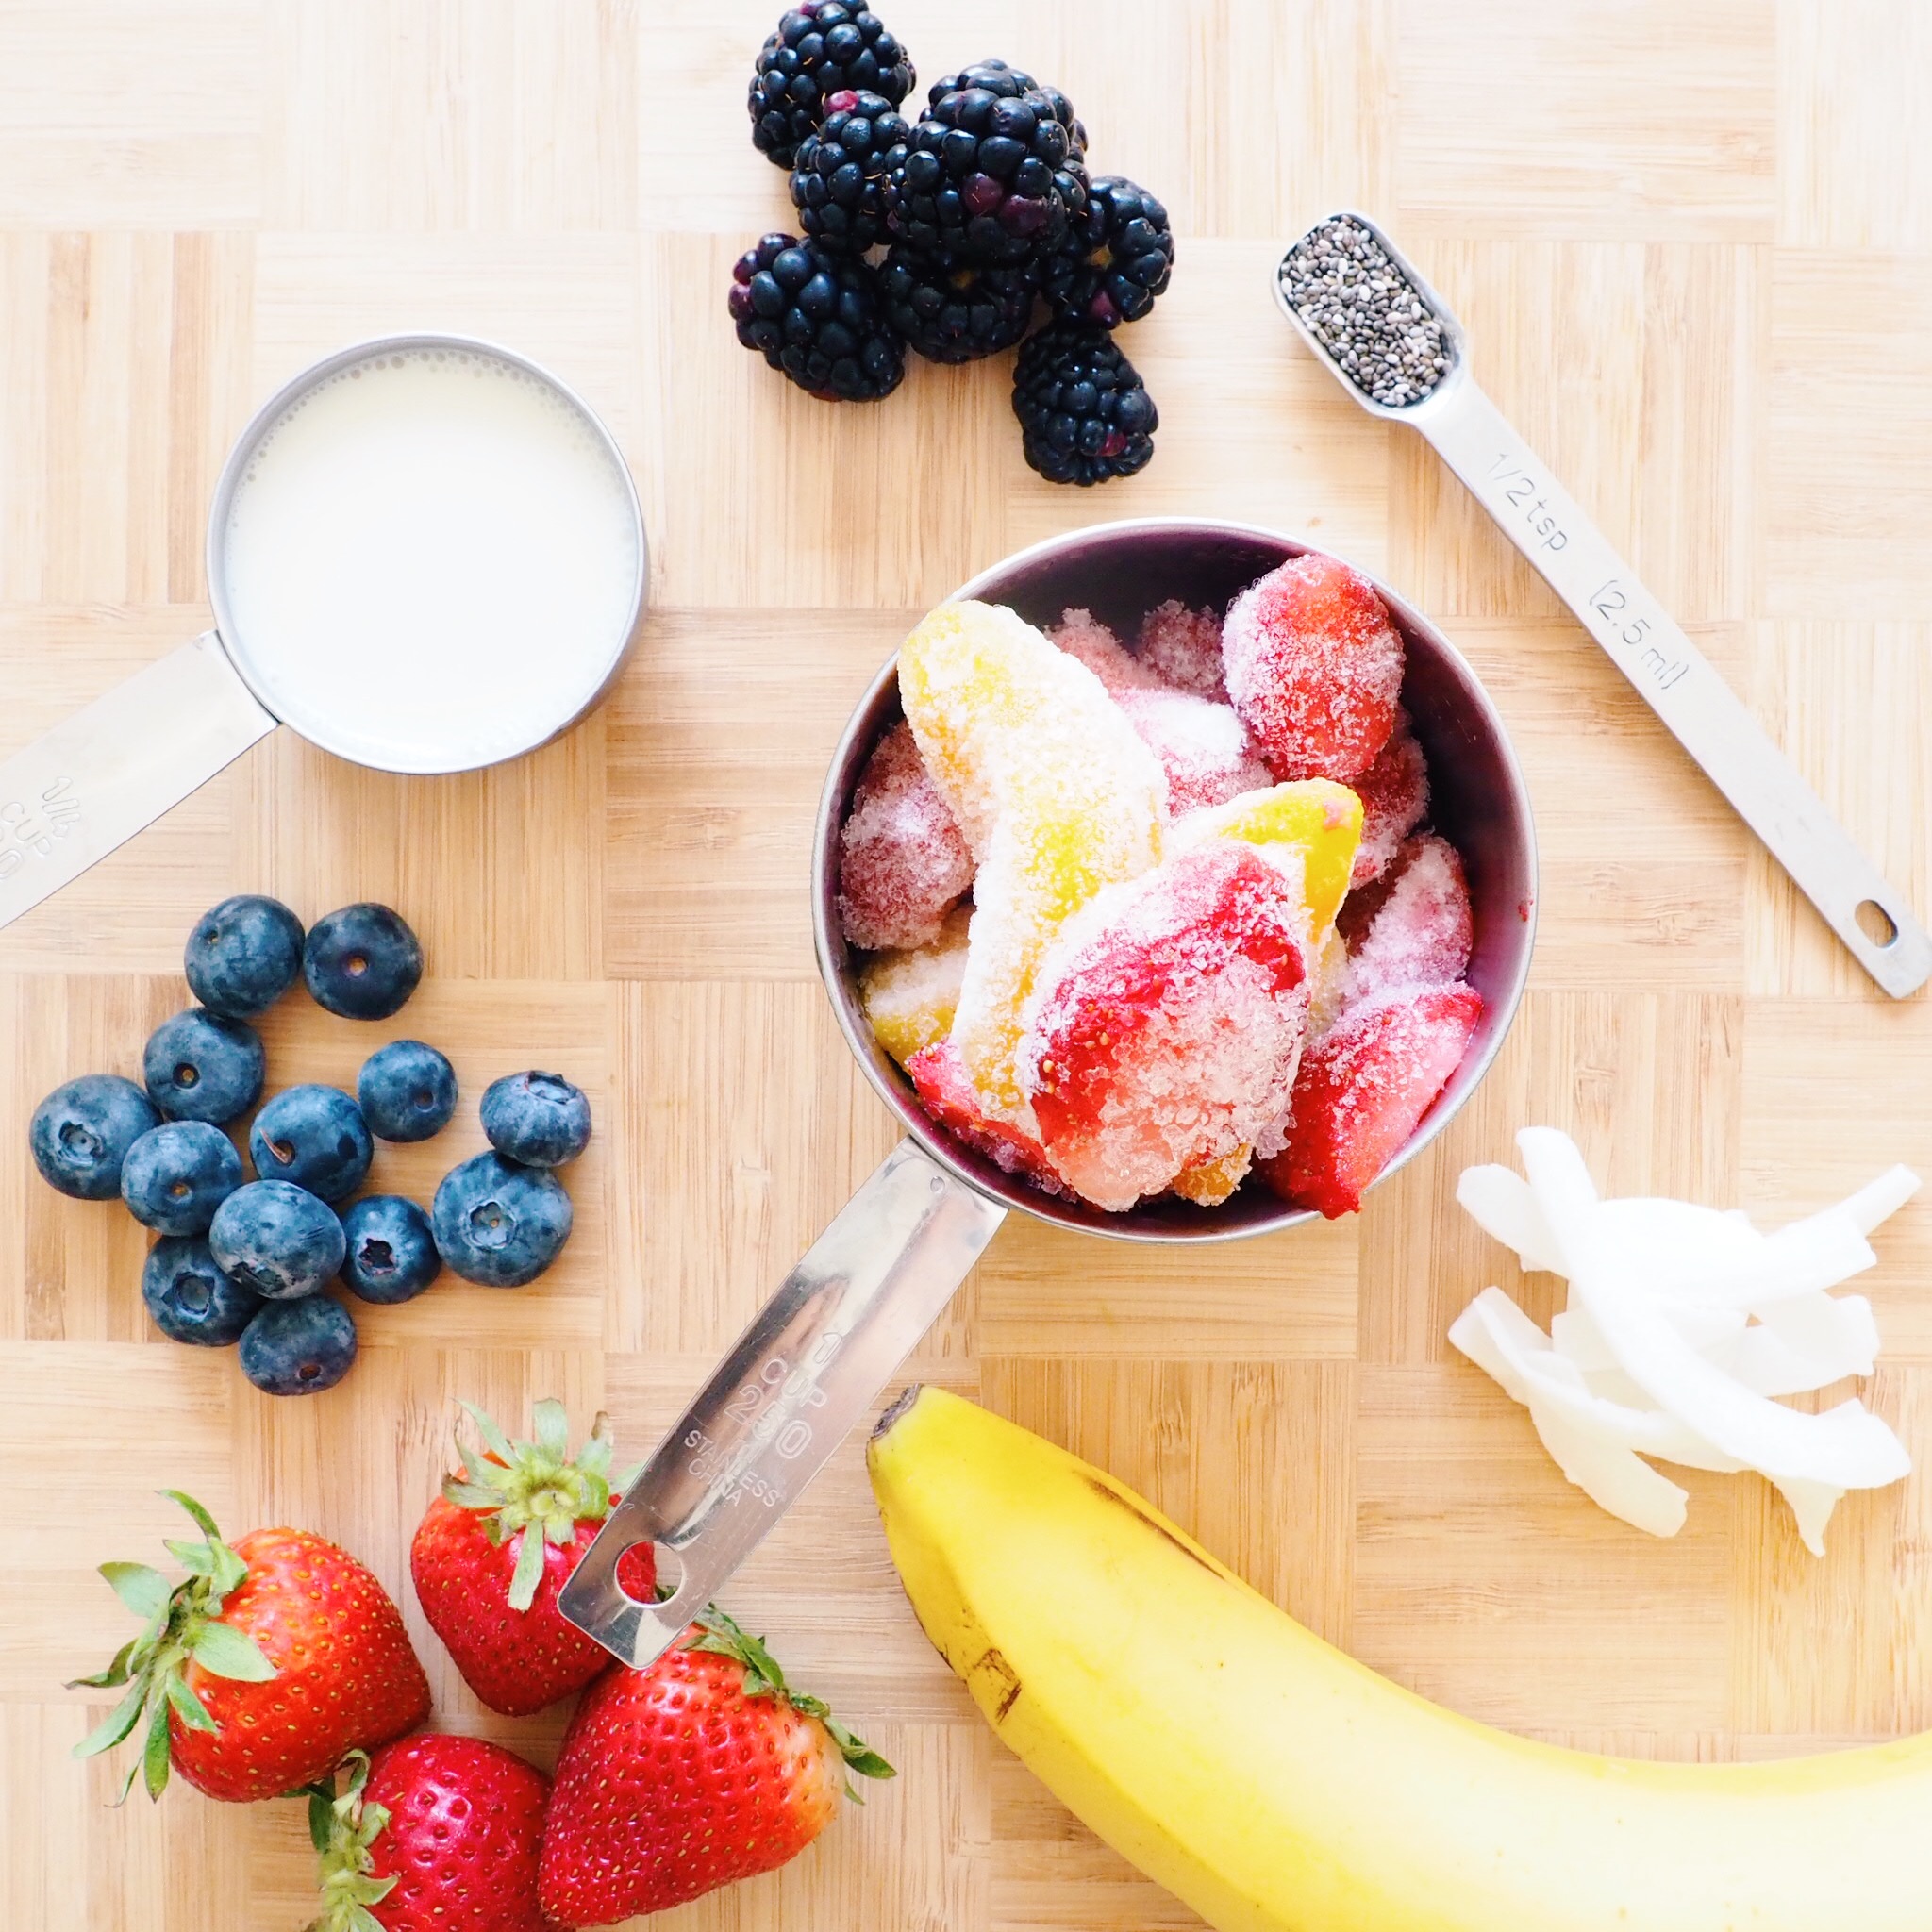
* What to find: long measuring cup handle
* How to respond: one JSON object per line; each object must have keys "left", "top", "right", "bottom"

{"left": 0, "top": 633, "right": 276, "bottom": 933}
{"left": 1420, "top": 380, "right": 1932, "bottom": 998}
{"left": 559, "top": 1137, "right": 1005, "bottom": 1670}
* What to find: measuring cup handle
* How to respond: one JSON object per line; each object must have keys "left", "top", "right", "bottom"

{"left": 559, "top": 1137, "right": 1006, "bottom": 1669}
{"left": 0, "top": 633, "right": 276, "bottom": 933}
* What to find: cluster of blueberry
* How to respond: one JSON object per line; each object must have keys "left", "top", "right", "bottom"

{"left": 27, "top": 894, "right": 591, "bottom": 1399}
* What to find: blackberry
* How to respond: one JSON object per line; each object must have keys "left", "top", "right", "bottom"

{"left": 749, "top": 3, "right": 914, "bottom": 169}
{"left": 884, "top": 59, "right": 1088, "bottom": 268}
{"left": 1012, "top": 322, "right": 1158, "bottom": 486}
{"left": 879, "top": 245, "right": 1039, "bottom": 363}
{"left": 789, "top": 90, "right": 908, "bottom": 256}
{"left": 729, "top": 232, "right": 906, "bottom": 403}
{"left": 1044, "top": 175, "right": 1174, "bottom": 328}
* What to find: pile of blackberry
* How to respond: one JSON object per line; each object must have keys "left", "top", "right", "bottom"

{"left": 733, "top": 5, "right": 1174, "bottom": 485}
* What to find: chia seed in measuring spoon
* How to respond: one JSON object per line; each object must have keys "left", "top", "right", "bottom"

{"left": 1278, "top": 214, "right": 1450, "bottom": 408}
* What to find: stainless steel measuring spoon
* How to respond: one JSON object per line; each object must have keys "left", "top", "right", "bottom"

{"left": 559, "top": 517, "right": 1540, "bottom": 1671}
{"left": 1272, "top": 210, "right": 1930, "bottom": 1000}
{"left": 0, "top": 332, "right": 647, "bottom": 929}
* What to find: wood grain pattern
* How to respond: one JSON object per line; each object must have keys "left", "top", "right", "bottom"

{"left": 2, "top": 2, "right": 1929, "bottom": 1925}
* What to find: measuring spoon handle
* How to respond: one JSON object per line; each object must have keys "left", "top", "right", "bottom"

{"left": 0, "top": 632, "right": 276, "bottom": 933}
{"left": 1424, "top": 379, "right": 1931, "bottom": 998}
{"left": 559, "top": 1138, "right": 1005, "bottom": 1670}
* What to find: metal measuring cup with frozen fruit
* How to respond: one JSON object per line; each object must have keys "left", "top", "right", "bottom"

{"left": 0, "top": 333, "right": 646, "bottom": 924}
{"left": 1273, "top": 210, "right": 1931, "bottom": 999}
{"left": 559, "top": 517, "right": 1539, "bottom": 1671}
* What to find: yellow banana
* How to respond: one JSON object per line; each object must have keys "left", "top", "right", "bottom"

{"left": 867, "top": 1385, "right": 1932, "bottom": 1932}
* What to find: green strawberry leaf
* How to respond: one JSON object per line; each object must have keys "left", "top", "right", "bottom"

{"left": 141, "top": 1698, "right": 173, "bottom": 1800}
{"left": 533, "top": 1397, "right": 570, "bottom": 1459}
{"left": 825, "top": 1717, "right": 895, "bottom": 1781}
{"left": 158, "top": 1491, "right": 222, "bottom": 1542}
{"left": 68, "top": 1637, "right": 140, "bottom": 1690}
{"left": 164, "top": 1674, "right": 219, "bottom": 1734}
{"left": 507, "top": 1524, "right": 547, "bottom": 1612}
{"left": 441, "top": 1480, "right": 503, "bottom": 1511}
{"left": 308, "top": 1787, "right": 336, "bottom": 1854}
{"left": 610, "top": 1457, "right": 645, "bottom": 1494}
{"left": 346, "top": 1905, "right": 387, "bottom": 1932}
{"left": 188, "top": 1622, "right": 277, "bottom": 1682}
{"left": 209, "top": 1540, "right": 248, "bottom": 1599}
{"left": 74, "top": 1676, "right": 151, "bottom": 1759}
{"left": 578, "top": 1414, "right": 614, "bottom": 1482}
{"left": 99, "top": 1562, "right": 173, "bottom": 1621}
{"left": 461, "top": 1401, "right": 518, "bottom": 1468}
{"left": 163, "top": 1539, "right": 218, "bottom": 1577}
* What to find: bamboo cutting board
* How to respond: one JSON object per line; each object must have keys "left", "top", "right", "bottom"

{"left": 4, "top": 4, "right": 1931, "bottom": 1926}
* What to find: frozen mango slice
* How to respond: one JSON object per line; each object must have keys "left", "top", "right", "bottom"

{"left": 900, "top": 600, "right": 1165, "bottom": 1120}
{"left": 1173, "top": 1143, "right": 1254, "bottom": 1207}
{"left": 859, "top": 905, "right": 973, "bottom": 1069}
{"left": 1174, "top": 778, "right": 1362, "bottom": 935}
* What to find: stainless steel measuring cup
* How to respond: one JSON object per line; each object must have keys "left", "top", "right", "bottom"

{"left": 0, "top": 332, "right": 647, "bottom": 930}
{"left": 559, "top": 517, "right": 1539, "bottom": 1669}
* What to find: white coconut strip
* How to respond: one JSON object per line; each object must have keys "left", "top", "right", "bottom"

{"left": 1655, "top": 1209, "right": 1875, "bottom": 1310}
{"left": 1454, "top": 1291, "right": 1746, "bottom": 1473}
{"left": 1817, "top": 1164, "right": 1922, "bottom": 1238}
{"left": 1515, "top": 1127, "right": 1602, "bottom": 1274}
{"left": 1568, "top": 1264, "right": 1909, "bottom": 1489}
{"left": 1551, "top": 1302, "right": 1747, "bottom": 1374}
{"left": 1455, "top": 1164, "right": 1563, "bottom": 1274}
{"left": 1724, "top": 1294, "right": 1881, "bottom": 1398}
{"left": 1524, "top": 1396, "right": 1690, "bottom": 1540}
{"left": 1591, "top": 1197, "right": 1765, "bottom": 1287}
{"left": 1768, "top": 1474, "right": 1847, "bottom": 1557}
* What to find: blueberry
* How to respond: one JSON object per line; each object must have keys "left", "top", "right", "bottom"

{"left": 142, "top": 1008, "right": 265, "bottom": 1124}
{"left": 341, "top": 1194, "right": 441, "bottom": 1304}
{"left": 431, "top": 1152, "right": 573, "bottom": 1287}
{"left": 239, "top": 1295, "right": 358, "bottom": 1396}
{"left": 358, "top": 1040, "right": 457, "bottom": 1143}
{"left": 304, "top": 903, "right": 424, "bottom": 1020}
{"left": 29, "top": 1074, "right": 159, "bottom": 1200}
{"left": 479, "top": 1071, "right": 592, "bottom": 1168}
{"left": 184, "top": 894, "right": 305, "bottom": 1017}
{"left": 208, "top": 1179, "right": 344, "bottom": 1299}
{"left": 141, "top": 1236, "right": 262, "bottom": 1345}
{"left": 120, "top": 1121, "right": 242, "bottom": 1237}
{"left": 248, "top": 1084, "right": 373, "bottom": 1201}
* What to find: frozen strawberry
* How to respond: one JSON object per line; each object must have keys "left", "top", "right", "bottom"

{"left": 1343, "top": 832, "right": 1472, "bottom": 1003}
{"left": 1349, "top": 713, "right": 1428, "bottom": 886}
{"left": 1259, "top": 981, "right": 1482, "bottom": 1218}
{"left": 1047, "top": 608, "right": 1169, "bottom": 692}
{"left": 1111, "top": 687, "right": 1275, "bottom": 814}
{"left": 1018, "top": 841, "right": 1309, "bottom": 1211}
{"left": 1224, "top": 554, "right": 1405, "bottom": 782}
{"left": 837, "top": 721, "right": 975, "bottom": 952}
{"left": 1138, "top": 599, "right": 1227, "bottom": 700}
{"left": 906, "top": 1038, "right": 1073, "bottom": 1198}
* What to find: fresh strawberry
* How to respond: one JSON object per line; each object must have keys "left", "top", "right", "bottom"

{"left": 905, "top": 1038, "right": 1072, "bottom": 1198}
{"left": 538, "top": 1607, "right": 892, "bottom": 1926}
{"left": 411, "top": 1399, "right": 653, "bottom": 1717}
{"left": 71, "top": 1491, "right": 429, "bottom": 1803}
{"left": 1259, "top": 981, "right": 1482, "bottom": 1217}
{"left": 303, "top": 1736, "right": 555, "bottom": 1932}
{"left": 1224, "top": 552, "right": 1406, "bottom": 782}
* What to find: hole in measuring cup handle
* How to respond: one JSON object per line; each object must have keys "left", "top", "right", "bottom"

{"left": 1857, "top": 899, "right": 1900, "bottom": 948}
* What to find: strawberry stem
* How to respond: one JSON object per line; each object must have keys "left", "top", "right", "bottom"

{"left": 442, "top": 1399, "right": 639, "bottom": 1612}
{"left": 68, "top": 1491, "right": 277, "bottom": 1803}
{"left": 299, "top": 1751, "right": 398, "bottom": 1932}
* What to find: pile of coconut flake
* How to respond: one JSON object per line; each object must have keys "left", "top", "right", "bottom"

{"left": 1449, "top": 1127, "right": 1920, "bottom": 1554}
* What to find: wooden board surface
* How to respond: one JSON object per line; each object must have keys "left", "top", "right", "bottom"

{"left": 5, "top": 3, "right": 1931, "bottom": 1925}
